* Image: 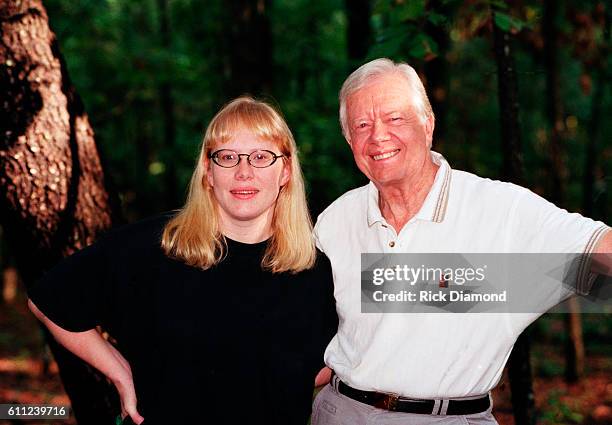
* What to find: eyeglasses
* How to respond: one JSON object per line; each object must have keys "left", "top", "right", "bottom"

{"left": 209, "top": 149, "right": 286, "bottom": 168}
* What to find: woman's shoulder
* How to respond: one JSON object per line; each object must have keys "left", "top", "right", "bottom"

{"left": 99, "top": 211, "right": 176, "bottom": 252}
{"left": 291, "top": 248, "right": 332, "bottom": 281}
{"left": 314, "top": 248, "right": 332, "bottom": 270}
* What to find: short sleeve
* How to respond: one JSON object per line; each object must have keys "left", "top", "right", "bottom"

{"left": 509, "top": 188, "right": 609, "bottom": 294}
{"left": 313, "top": 219, "right": 324, "bottom": 252}
{"left": 28, "top": 235, "right": 114, "bottom": 332}
{"left": 311, "top": 250, "right": 338, "bottom": 366}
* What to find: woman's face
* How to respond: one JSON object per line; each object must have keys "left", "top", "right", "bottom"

{"left": 206, "top": 127, "right": 290, "bottom": 236}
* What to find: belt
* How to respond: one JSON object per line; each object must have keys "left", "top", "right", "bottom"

{"left": 333, "top": 376, "right": 490, "bottom": 415}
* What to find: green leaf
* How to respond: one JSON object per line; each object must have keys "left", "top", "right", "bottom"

{"left": 494, "top": 12, "right": 524, "bottom": 32}
{"left": 427, "top": 12, "right": 447, "bottom": 26}
{"left": 408, "top": 33, "right": 439, "bottom": 59}
{"left": 370, "top": 35, "right": 404, "bottom": 59}
{"left": 489, "top": 0, "right": 509, "bottom": 10}
{"left": 397, "top": 0, "right": 426, "bottom": 22}
{"left": 372, "top": 0, "right": 390, "bottom": 15}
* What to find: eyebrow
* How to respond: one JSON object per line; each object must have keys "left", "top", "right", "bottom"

{"left": 351, "top": 110, "right": 402, "bottom": 121}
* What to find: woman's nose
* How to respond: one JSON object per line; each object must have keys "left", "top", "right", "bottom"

{"left": 234, "top": 157, "right": 254, "bottom": 180}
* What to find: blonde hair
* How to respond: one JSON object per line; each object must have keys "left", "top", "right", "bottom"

{"left": 339, "top": 58, "right": 435, "bottom": 144}
{"left": 161, "top": 96, "right": 316, "bottom": 273}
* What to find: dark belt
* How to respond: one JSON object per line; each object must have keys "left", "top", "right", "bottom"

{"left": 334, "top": 378, "right": 490, "bottom": 415}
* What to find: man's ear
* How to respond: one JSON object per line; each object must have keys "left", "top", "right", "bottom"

{"left": 424, "top": 115, "right": 435, "bottom": 147}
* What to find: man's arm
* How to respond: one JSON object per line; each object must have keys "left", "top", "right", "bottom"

{"left": 592, "top": 228, "right": 612, "bottom": 276}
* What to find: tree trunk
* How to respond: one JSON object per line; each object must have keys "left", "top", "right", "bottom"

{"left": 493, "top": 13, "right": 525, "bottom": 186}
{"left": 583, "top": 71, "right": 602, "bottom": 218}
{"left": 543, "top": 0, "right": 585, "bottom": 384}
{"left": 0, "top": 1, "right": 122, "bottom": 422}
{"left": 492, "top": 8, "right": 535, "bottom": 425}
{"left": 157, "top": 0, "right": 179, "bottom": 210}
{"left": 344, "top": 0, "right": 371, "bottom": 64}
{"left": 424, "top": 0, "right": 451, "bottom": 151}
{"left": 225, "top": 0, "right": 273, "bottom": 96}
{"left": 583, "top": 6, "right": 610, "bottom": 220}
{"left": 543, "top": 0, "right": 566, "bottom": 204}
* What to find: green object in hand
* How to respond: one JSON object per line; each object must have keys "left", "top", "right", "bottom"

{"left": 115, "top": 414, "right": 124, "bottom": 425}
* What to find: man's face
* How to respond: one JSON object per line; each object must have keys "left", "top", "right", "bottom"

{"left": 345, "top": 73, "right": 434, "bottom": 188}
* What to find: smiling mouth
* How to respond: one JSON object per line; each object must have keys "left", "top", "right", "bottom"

{"left": 230, "top": 189, "right": 259, "bottom": 200}
{"left": 371, "top": 149, "right": 400, "bottom": 161}
{"left": 231, "top": 190, "right": 259, "bottom": 195}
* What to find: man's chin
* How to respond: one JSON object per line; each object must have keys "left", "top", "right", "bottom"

{"left": 370, "top": 173, "right": 406, "bottom": 188}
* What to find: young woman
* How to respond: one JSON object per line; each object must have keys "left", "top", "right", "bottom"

{"left": 28, "top": 97, "right": 337, "bottom": 425}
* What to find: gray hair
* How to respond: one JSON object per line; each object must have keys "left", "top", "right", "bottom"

{"left": 339, "top": 58, "right": 434, "bottom": 140}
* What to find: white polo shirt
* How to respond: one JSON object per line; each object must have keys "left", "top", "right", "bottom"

{"left": 314, "top": 151, "right": 609, "bottom": 398}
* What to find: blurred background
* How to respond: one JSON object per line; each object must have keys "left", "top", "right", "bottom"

{"left": 0, "top": 0, "right": 610, "bottom": 424}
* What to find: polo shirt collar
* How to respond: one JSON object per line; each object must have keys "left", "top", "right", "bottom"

{"left": 366, "top": 151, "right": 452, "bottom": 227}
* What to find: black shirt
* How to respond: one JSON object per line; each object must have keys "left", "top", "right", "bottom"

{"left": 28, "top": 213, "right": 338, "bottom": 425}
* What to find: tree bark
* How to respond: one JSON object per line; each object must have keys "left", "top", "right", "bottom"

{"left": 424, "top": 0, "right": 451, "bottom": 151}
{"left": 583, "top": 6, "right": 611, "bottom": 219}
{"left": 492, "top": 8, "right": 535, "bottom": 425}
{"left": 543, "top": 0, "right": 584, "bottom": 384}
{"left": 0, "top": 0, "right": 122, "bottom": 422}
{"left": 543, "top": 0, "right": 566, "bottom": 204}
{"left": 493, "top": 13, "right": 525, "bottom": 186}
{"left": 225, "top": 0, "right": 273, "bottom": 96}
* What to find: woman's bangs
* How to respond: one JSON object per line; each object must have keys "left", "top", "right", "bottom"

{"left": 210, "top": 105, "right": 288, "bottom": 152}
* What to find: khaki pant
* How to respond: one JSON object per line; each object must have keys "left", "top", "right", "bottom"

{"left": 311, "top": 383, "right": 499, "bottom": 425}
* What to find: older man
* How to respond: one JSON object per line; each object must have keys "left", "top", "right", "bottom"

{"left": 312, "top": 58, "right": 611, "bottom": 424}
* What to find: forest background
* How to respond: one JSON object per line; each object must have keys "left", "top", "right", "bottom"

{"left": 0, "top": 0, "right": 610, "bottom": 424}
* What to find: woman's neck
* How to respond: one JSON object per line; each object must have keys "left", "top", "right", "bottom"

{"left": 218, "top": 209, "right": 274, "bottom": 243}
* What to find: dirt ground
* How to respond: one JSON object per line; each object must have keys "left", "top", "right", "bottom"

{"left": 1, "top": 288, "right": 610, "bottom": 425}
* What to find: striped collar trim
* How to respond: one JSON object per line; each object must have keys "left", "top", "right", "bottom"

{"left": 366, "top": 151, "right": 452, "bottom": 226}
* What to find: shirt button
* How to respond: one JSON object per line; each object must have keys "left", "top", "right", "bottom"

{"left": 389, "top": 241, "right": 395, "bottom": 247}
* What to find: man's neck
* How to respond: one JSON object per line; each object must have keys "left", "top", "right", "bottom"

{"left": 377, "top": 159, "right": 439, "bottom": 233}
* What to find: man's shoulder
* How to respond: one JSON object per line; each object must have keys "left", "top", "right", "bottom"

{"left": 451, "top": 168, "right": 528, "bottom": 200}
{"left": 316, "top": 183, "right": 370, "bottom": 224}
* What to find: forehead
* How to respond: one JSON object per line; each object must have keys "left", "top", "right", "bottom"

{"left": 346, "top": 74, "right": 418, "bottom": 116}
{"left": 215, "top": 127, "right": 279, "bottom": 150}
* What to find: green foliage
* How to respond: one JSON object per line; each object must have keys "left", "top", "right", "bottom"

{"left": 370, "top": 0, "right": 445, "bottom": 62}
{"left": 533, "top": 350, "right": 564, "bottom": 378}
{"left": 541, "top": 390, "right": 584, "bottom": 424}
{"left": 42, "top": 0, "right": 610, "bottom": 223}
{"left": 395, "top": 0, "right": 425, "bottom": 23}
{"left": 493, "top": 11, "right": 525, "bottom": 32}
{"left": 410, "top": 33, "right": 438, "bottom": 59}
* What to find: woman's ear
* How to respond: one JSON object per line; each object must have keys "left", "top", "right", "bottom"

{"left": 280, "top": 159, "right": 291, "bottom": 187}
{"left": 205, "top": 157, "right": 214, "bottom": 188}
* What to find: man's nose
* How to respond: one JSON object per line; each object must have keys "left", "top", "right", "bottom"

{"left": 371, "top": 120, "right": 390, "bottom": 143}
{"left": 234, "top": 157, "right": 254, "bottom": 180}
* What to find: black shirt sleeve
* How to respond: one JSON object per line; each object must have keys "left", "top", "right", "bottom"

{"left": 28, "top": 234, "right": 115, "bottom": 332}
{"left": 311, "top": 250, "right": 338, "bottom": 367}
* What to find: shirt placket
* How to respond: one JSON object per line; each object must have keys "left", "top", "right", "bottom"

{"left": 378, "top": 220, "right": 398, "bottom": 252}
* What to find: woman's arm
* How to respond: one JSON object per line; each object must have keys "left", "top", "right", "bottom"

{"left": 314, "top": 366, "right": 332, "bottom": 387}
{"left": 28, "top": 299, "right": 144, "bottom": 425}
